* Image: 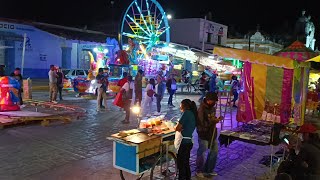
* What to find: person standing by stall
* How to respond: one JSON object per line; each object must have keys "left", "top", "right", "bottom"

{"left": 196, "top": 92, "right": 223, "bottom": 178}
{"left": 166, "top": 74, "right": 177, "bottom": 107}
{"left": 198, "top": 72, "right": 207, "bottom": 102}
{"left": 56, "top": 67, "right": 64, "bottom": 101}
{"left": 174, "top": 99, "right": 197, "bottom": 180}
{"left": 231, "top": 75, "right": 239, "bottom": 108}
{"left": 121, "top": 76, "right": 134, "bottom": 124}
{"left": 48, "top": 65, "right": 58, "bottom": 103}
{"left": 134, "top": 69, "right": 143, "bottom": 106}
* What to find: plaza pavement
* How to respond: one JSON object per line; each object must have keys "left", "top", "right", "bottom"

{"left": 0, "top": 90, "right": 308, "bottom": 180}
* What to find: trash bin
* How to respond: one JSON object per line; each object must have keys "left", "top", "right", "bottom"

{"left": 23, "top": 78, "right": 32, "bottom": 99}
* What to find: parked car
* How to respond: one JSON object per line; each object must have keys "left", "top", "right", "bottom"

{"left": 62, "top": 69, "right": 89, "bottom": 79}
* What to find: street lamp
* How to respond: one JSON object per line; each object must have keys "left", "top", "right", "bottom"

{"left": 167, "top": 14, "right": 172, "bottom": 20}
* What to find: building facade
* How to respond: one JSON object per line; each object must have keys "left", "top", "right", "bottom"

{"left": 169, "top": 18, "right": 228, "bottom": 52}
{"left": 0, "top": 19, "right": 114, "bottom": 78}
{"left": 226, "top": 31, "right": 283, "bottom": 54}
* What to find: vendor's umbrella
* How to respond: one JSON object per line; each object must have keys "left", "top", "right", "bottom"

{"left": 307, "top": 55, "right": 320, "bottom": 62}
{"left": 274, "top": 41, "right": 318, "bottom": 62}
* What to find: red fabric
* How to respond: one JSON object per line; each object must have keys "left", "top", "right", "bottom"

{"left": 117, "top": 78, "right": 128, "bottom": 87}
{"left": 0, "top": 105, "right": 20, "bottom": 111}
{"left": 113, "top": 92, "right": 124, "bottom": 108}
{"left": 298, "top": 123, "right": 317, "bottom": 133}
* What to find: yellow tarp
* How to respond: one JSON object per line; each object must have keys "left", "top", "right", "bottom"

{"left": 307, "top": 55, "right": 320, "bottom": 62}
{"left": 251, "top": 64, "right": 267, "bottom": 118}
{"left": 213, "top": 47, "right": 294, "bottom": 69}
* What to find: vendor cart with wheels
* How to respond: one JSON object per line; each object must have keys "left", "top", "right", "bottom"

{"left": 108, "top": 129, "right": 177, "bottom": 180}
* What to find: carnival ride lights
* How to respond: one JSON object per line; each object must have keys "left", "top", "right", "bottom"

{"left": 120, "top": 0, "right": 170, "bottom": 59}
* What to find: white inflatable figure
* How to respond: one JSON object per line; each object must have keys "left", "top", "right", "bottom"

{"left": 305, "top": 15, "right": 316, "bottom": 50}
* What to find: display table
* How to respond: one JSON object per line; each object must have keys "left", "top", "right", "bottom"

{"left": 219, "top": 120, "right": 282, "bottom": 147}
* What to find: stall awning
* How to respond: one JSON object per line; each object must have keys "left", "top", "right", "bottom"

{"left": 307, "top": 55, "right": 320, "bottom": 62}
{"left": 213, "top": 47, "right": 295, "bottom": 69}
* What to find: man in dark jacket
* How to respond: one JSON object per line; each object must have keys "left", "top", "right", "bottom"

{"left": 196, "top": 92, "right": 222, "bottom": 178}
{"left": 56, "top": 67, "right": 64, "bottom": 100}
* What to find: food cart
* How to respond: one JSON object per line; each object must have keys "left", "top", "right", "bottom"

{"left": 107, "top": 115, "right": 178, "bottom": 180}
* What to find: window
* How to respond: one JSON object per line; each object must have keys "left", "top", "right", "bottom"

{"left": 218, "top": 35, "right": 222, "bottom": 45}
{"left": 76, "top": 70, "right": 85, "bottom": 76}
{"left": 207, "top": 33, "right": 212, "bottom": 43}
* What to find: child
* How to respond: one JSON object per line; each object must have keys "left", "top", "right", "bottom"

{"left": 142, "top": 78, "right": 155, "bottom": 116}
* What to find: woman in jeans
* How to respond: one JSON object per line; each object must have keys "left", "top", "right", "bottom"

{"left": 175, "top": 99, "right": 197, "bottom": 180}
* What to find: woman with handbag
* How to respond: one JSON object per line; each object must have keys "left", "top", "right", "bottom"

{"left": 121, "top": 76, "right": 134, "bottom": 124}
{"left": 174, "top": 99, "right": 197, "bottom": 180}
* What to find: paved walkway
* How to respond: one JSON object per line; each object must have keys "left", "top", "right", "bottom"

{"left": 0, "top": 91, "right": 284, "bottom": 180}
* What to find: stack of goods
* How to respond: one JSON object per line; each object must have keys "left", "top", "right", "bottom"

{"left": 0, "top": 76, "right": 21, "bottom": 111}
{"left": 139, "top": 115, "right": 174, "bottom": 135}
{"left": 261, "top": 100, "right": 281, "bottom": 123}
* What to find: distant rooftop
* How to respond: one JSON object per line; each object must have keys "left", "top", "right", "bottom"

{"left": 0, "top": 18, "right": 116, "bottom": 43}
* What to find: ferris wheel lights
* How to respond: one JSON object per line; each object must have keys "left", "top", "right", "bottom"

{"left": 167, "top": 14, "right": 172, "bottom": 20}
{"left": 93, "top": 48, "right": 98, "bottom": 53}
{"left": 103, "top": 49, "right": 109, "bottom": 54}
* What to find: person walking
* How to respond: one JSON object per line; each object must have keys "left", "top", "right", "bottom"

{"left": 166, "top": 74, "right": 177, "bottom": 107}
{"left": 142, "top": 78, "right": 155, "bottom": 116}
{"left": 56, "top": 67, "right": 64, "bottom": 101}
{"left": 155, "top": 74, "right": 165, "bottom": 115}
{"left": 174, "top": 99, "right": 197, "bottom": 180}
{"left": 121, "top": 76, "right": 134, "bottom": 124}
{"left": 198, "top": 72, "right": 207, "bottom": 102}
{"left": 10, "top": 68, "right": 24, "bottom": 106}
{"left": 230, "top": 75, "right": 239, "bottom": 108}
{"left": 196, "top": 92, "right": 223, "bottom": 178}
{"left": 99, "top": 67, "right": 110, "bottom": 109}
{"left": 48, "top": 65, "right": 58, "bottom": 103}
{"left": 96, "top": 68, "right": 109, "bottom": 111}
{"left": 134, "top": 69, "right": 143, "bottom": 106}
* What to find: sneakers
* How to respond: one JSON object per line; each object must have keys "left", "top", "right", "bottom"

{"left": 20, "top": 104, "right": 26, "bottom": 108}
{"left": 196, "top": 172, "right": 205, "bottom": 178}
{"left": 169, "top": 104, "right": 175, "bottom": 107}
{"left": 51, "top": 101, "right": 58, "bottom": 104}
{"left": 207, "top": 172, "right": 218, "bottom": 176}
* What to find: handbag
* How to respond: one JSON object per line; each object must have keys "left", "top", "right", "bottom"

{"left": 147, "top": 89, "right": 154, "bottom": 97}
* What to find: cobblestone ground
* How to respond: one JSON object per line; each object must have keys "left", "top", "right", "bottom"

{"left": 0, "top": 91, "right": 281, "bottom": 180}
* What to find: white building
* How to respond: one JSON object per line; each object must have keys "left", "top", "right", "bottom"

{"left": 226, "top": 30, "right": 283, "bottom": 55}
{"left": 169, "top": 18, "right": 228, "bottom": 52}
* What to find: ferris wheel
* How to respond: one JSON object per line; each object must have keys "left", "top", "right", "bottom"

{"left": 120, "top": 0, "right": 170, "bottom": 52}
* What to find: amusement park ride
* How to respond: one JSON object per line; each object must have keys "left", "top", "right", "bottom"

{"left": 70, "top": 0, "right": 172, "bottom": 97}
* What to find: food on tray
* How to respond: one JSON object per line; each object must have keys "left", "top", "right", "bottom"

{"left": 118, "top": 129, "right": 140, "bottom": 137}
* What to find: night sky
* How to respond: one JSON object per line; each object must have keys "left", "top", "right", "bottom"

{"left": 1, "top": 0, "right": 319, "bottom": 35}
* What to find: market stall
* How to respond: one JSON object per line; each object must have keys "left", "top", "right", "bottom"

{"left": 107, "top": 115, "right": 178, "bottom": 179}
{"left": 214, "top": 45, "right": 310, "bottom": 126}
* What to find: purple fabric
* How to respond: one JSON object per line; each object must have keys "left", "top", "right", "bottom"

{"left": 280, "top": 69, "right": 294, "bottom": 124}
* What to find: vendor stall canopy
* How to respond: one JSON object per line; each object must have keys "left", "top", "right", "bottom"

{"left": 213, "top": 47, "right": 296, "bottom": 69}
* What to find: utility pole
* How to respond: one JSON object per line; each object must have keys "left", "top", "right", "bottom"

{"left": 201, "top": 16, "right": 207, "bottom": 52}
